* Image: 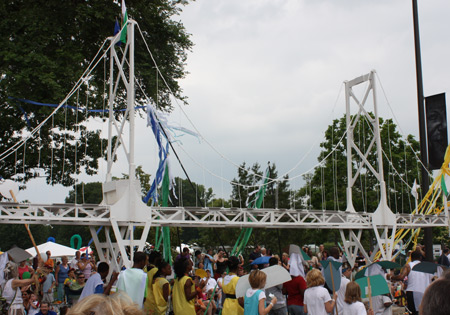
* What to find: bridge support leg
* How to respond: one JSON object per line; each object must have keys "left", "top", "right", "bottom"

{"left": 89, "top": 219, "right": 152, "bottom": 270}
{"left": 339, "top": 229, "right": 371, "bottom": 267}
{"left": 370, "top": 224, "right": 397, "bottom": 261}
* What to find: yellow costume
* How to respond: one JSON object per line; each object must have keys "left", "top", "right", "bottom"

{"left": 143, "top": 267, "right": 159, "bottom": 313}
{"left": 153, "top": 277, "right": 170, "bottom": 315}
{"left": 172, "top": 275, "right": 195, "bottom": 315}
{"left": 222, "top": 274, "right": 244, "bottom": 315}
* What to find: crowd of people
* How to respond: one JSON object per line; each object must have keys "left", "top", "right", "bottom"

{"left": 1, "top": 243, "right": 450, "bottom": 315}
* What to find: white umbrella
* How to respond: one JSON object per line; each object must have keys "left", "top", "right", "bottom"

{"left": 236, "top": 265, "right": 291, "bottom": 298}
{"left": 26, "top": 242, "right": 77, "bottom": 258}
{"left": 7, "top": 247, "right": 32, "bottom": 263}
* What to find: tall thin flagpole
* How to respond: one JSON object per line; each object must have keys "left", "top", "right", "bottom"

{"left": 412, "top": 0, "right": 433, "bottom": 261}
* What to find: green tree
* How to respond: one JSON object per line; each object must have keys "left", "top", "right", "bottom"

{"left": 65, "top": 182, "right": 103, "bottom": 204}
{"left": 230, "top": 162, "right": 263, "bottom": 208}
{"left": 261, "top": 163, "right": 290, "bottom": 209}
{"left": 118, "top": 165, "right": 152, "bottom": 197}
{"left": 0, "top": 225, "right": 51, "bottom": 252}
{"left": 300, "top": 114, "right": 422, "bottom": 214}
{"left": 0, "top": 0, "right": 193, "bottom": 187}
{"left": 169, "top": 177, "right": 214, "bottom": 208}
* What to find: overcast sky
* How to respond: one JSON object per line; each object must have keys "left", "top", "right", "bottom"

{"left": 18, "top": 0, "right": 450, "bottom": 205}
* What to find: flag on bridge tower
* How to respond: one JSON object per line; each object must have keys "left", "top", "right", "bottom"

{"left": 120, "top": 0, "right": 128, "bottom": 44}
{"left": 411, "top": 179, "right": 419, "bottom": 200}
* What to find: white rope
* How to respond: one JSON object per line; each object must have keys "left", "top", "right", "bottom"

{"left": 37, "top": 130, "right": 41, "bottom": 170}
{"left": 360, "top": 114, "right": 417, "bottom": 192}
{"left": 50, "top": 115, "right": 54, "bottom": 181}
{"left": 320, "top": 164, "right": 325, "bottom": 210}
{"left": 22, "top": 140, "right": 26, "bottom": 175}
{"left": 61, "top": 105, "right": 68, "bottom": 183}
{"left": 0, "top": 36, "right": 112, "bottom": 162}
{"left": 166, "top": 110, "right": 354, "bottom": 190}
{"left": 14, "top": 150, "right": 17, "bottom": 176}
{"left": 404, "top": 144, "right": 412, "bottom": 213}
{"left": 135, "top": 22, "right": 347, "bottom": 184}
{"left": 74, "top": 89, "right": 80, "bottom": 203}
{"left": 375, "top": 72, "right": 432, "bottom": 177}
{"left": 358, "top": 118, "right": 366, "bottom": 213}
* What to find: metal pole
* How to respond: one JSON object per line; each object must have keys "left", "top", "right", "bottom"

{"left": 345, "top": 80, "right": 354, "bottom": 212}
{"left": 128, "top": 21, "right": 136, "bottom": 181}
{"left": 412, "top": 0, "right": 433, "bottom": 261}
{"left": 106, "top": 38, "right": 115, "bottom": 181}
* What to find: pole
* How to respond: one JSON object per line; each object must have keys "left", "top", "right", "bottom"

{"left": 9, "top": 190, "right": 41, "bottom": 262}
{"left": 412, "top": 0, "right": 433, "bottom": 262}
{"left": 106, "top": 36, "right": 115, "bottom": 181}
{"left": 128, "top": 20, "right": 136, "bottom": 182}
{"left": 329, "top": 265, "right": 338, "bottom": 315}
{"left": 367, "top": 276, "right": 373, "bottom": 311}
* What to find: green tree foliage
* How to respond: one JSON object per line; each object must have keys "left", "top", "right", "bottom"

{"left": 0, "top": 0, "right": 193, "bottom": 187}
{"left": 0, "top": 225, "right": 50, "bottom": 252}
{"left": 230, "top": 162, "right": 263, "bottom": 208}
{"left": 195, "top": 162, "right": 296, "bottom": 258}
{"left": 230, "top": 162, "right": 291, "bottom": 209}
{"left": 65, "top": 182, "right": 103, "bottom": 204}
{"left": 262, "top": 163, "right": 290, "bottom": 209}
{"left": 300, "top": 114, "right": 422, "bottom": 214}
{"left": 119, "top": 165, "right": 152, "bottom": 196}
{"left": 169, "top": 177, "right": 214, "bottom": 208}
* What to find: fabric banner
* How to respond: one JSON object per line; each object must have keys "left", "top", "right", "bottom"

{"left": 425, "top": 93, "right": 448, "bottom": 170}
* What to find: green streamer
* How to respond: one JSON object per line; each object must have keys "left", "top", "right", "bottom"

{"left": 155, "top": 228, "right": 163, "bottom": 251}
{"left": 203, "top": 283, "right": 218, "bottom": 315}
{"left": 161, "top": 164, "right": 172, "bottom": 264}
{"left": 442, "top": 175, "right": 449, "bottom": 197}
{"left": 231, "top": 166, "right": 270, "bottom": 257}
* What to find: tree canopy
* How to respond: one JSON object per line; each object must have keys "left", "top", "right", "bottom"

{"left": 0, "top": 0, "right": 193, "bottom": 188}
{"left": 297, "top": 114, "right": 423, "bottom": 214}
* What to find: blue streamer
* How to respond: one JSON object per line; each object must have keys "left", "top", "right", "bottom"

{"left": 8, "top": 97, "right": 145, "bottom": 113}
{"left": 143, "top": 105, "right": 169, "bottom": 205}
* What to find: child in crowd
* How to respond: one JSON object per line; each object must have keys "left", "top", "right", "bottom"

{"left": 244, "top": 270, "right": 277, "bottom": 315}
{"left": 28, "top": 293, "right": 40, "bottom": 315}
{"left": 343, "top": 281, "right": 374, "bottom": 315}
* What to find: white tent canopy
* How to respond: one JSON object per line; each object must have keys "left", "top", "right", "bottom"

{"left": 26, "top": 242, "right": 77, "bottom": 258}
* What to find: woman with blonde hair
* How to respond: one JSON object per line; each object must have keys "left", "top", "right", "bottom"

{"left": 303, "top": 269, "right": 337, "bottom": 315}
{"left": 243, "top": 270, "right": 277, "bottom": 315}
{"left": 55, "top": 256, "right": 70, "bottom": 302}
{"left": 343, "top": 281, "right": 373, "bottom": 315}
{"left": 67, "top": 291, "right": 143, "bottom": 315}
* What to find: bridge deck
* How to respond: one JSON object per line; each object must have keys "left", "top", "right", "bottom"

{"left": 0, "top": 203, "right": 446, "bottom": 229}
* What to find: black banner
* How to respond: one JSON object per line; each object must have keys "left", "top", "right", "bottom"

{"left": 425, "top": 93, "right": 448, "bottom": 170}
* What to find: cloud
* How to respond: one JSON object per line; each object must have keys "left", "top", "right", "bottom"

{"left": 19, "top": 0, "right": 450, "bottom": 203}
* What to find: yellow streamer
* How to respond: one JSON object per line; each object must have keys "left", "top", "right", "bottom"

{"left": 373, "top": 144, "right": 450, "bottom": 261}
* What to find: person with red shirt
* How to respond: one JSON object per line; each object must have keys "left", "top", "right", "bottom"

{"left": 283, "top": 275, "right": 307, "bottom": 315}
{"left": 18, "top": 260, "right": 33, "bottom": 279}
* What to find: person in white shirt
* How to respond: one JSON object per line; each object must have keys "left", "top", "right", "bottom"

{"left": 343, "top": 281, "right": 374, "bottom": 315}
{"left": 389, "top": 250, "right": 431, "bottom": 315}
{"left": 336, "top": 263, "right": 352, "bottom": 314}
{"left": 304, "top": 269, "right": 337, "bottom": 315}
{"left": 203, "top": 269, "right": 217, "bottom": 294}
{"left": 372, "top": 294, "right": 393, "bottom": 315}
{"left": 79, "top": 262, "right": 118, "bottom": 301}
{"left": 70, "top": 251, "right": 81, "bottom": 270}
{"left": 116, "top": 251, "right": 148, "bottom": 309}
